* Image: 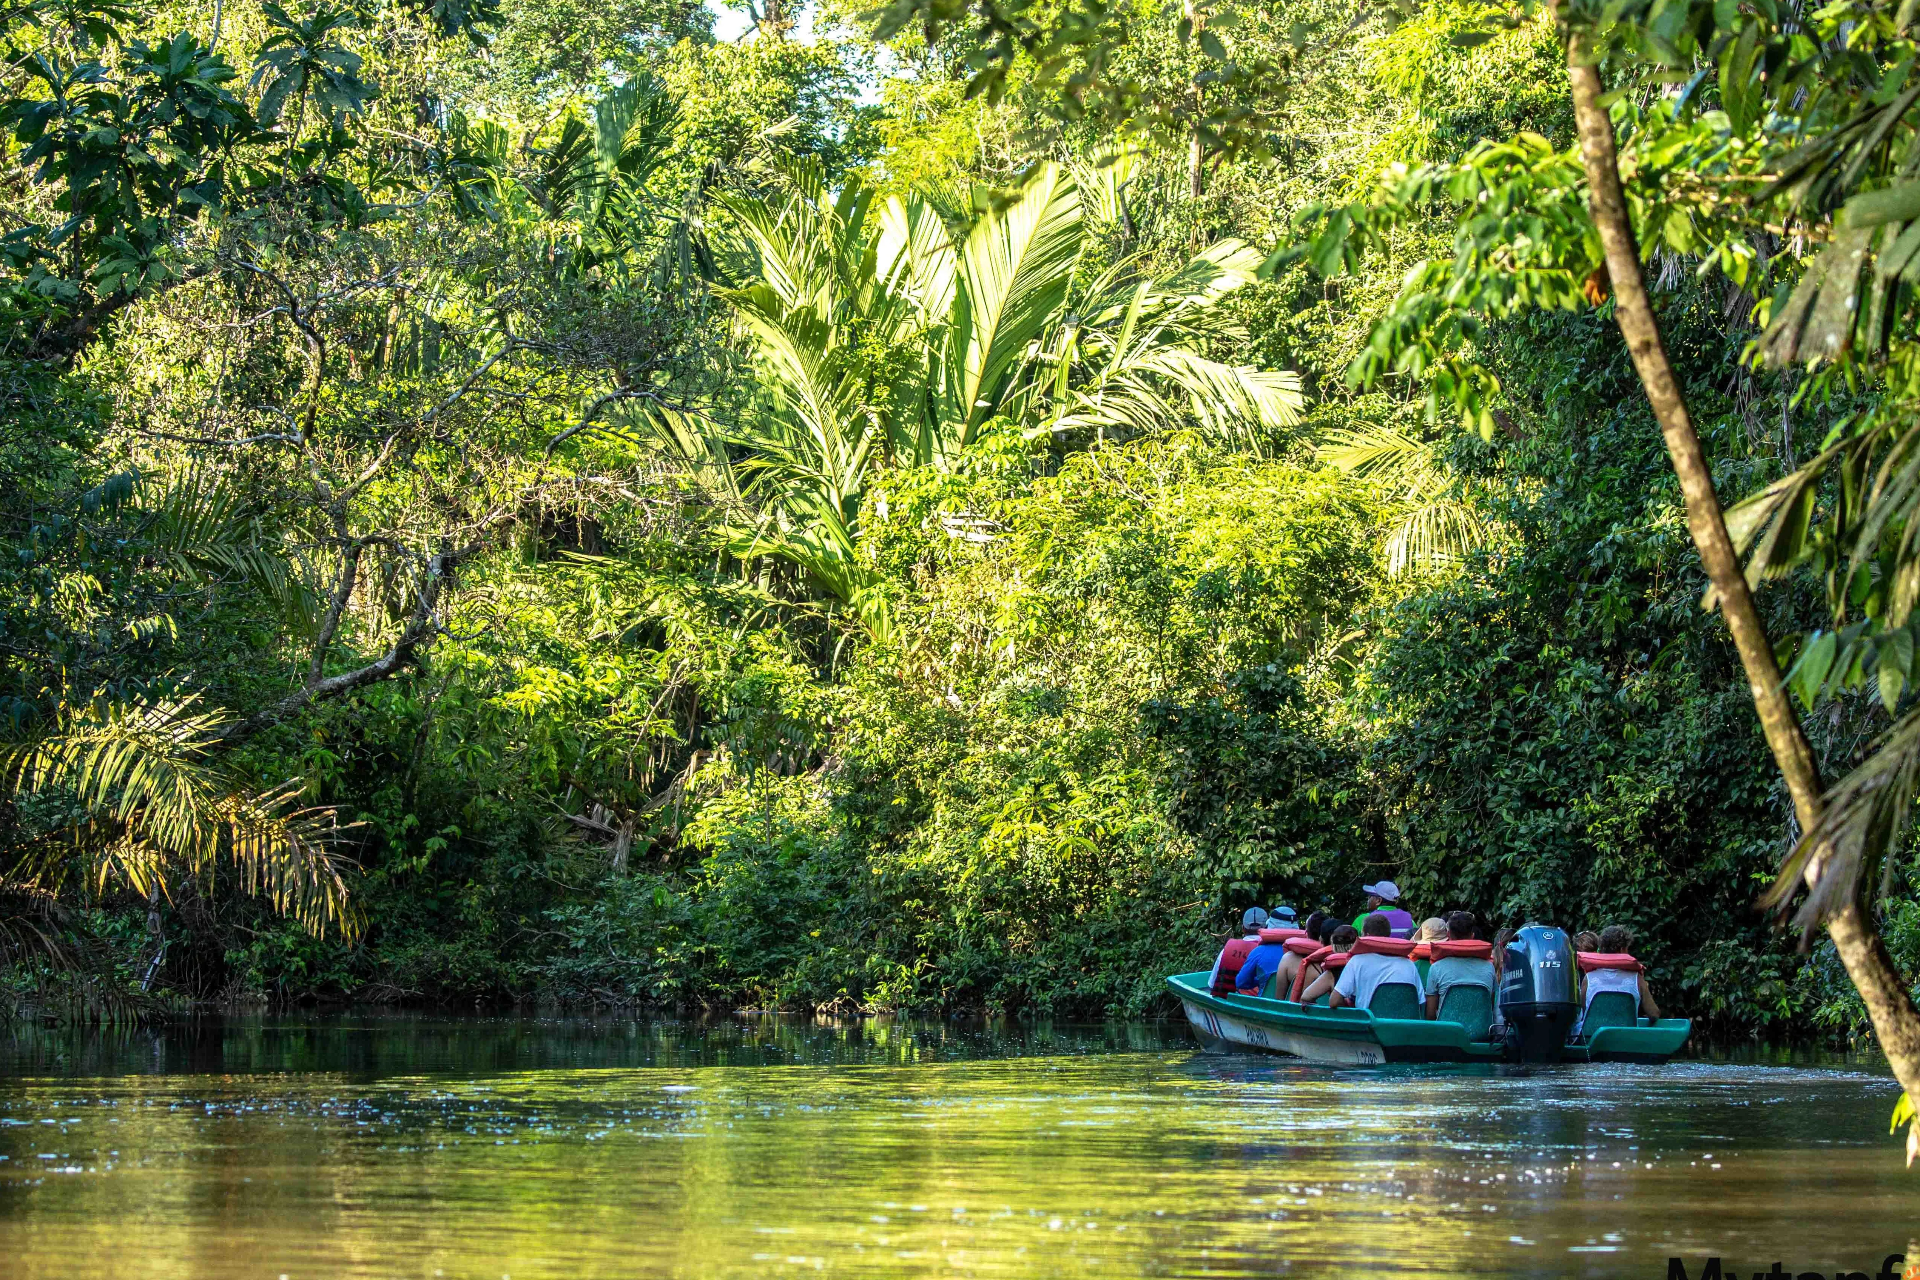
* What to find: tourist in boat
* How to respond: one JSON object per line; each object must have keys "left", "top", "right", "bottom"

{"left": 1233, "top": 910, "right": 1304, "bottom": 995}
{"left": 1353, "top": 881, "right": 1417, "bottom": 938}
{"left": 1294, "top": 924, "right": 1358, "bottom": 1001}
{"left": 1301, "top": 915, "right": 1421, "bottom": 1010}
{"left": 1331, "top": 914, "right": 1422, "bottom": 1011}
{"left": 1412, "top": 917, "right": 1447, "bottom": 981}
{"left": 1287, "top": 916, "right": 1343, "bottom": 996}
{"left": 1571, "top": 931, "right": 1601, "bottom": 1007}
{"left": 1270, "top": 910, "right": 1328, "bottom": 997}
{"left": 1207, "top": 907, "right": 1267, "bottom": 993}
{"left": 1582, "top": 924, "right": 1661, "bottom": 1021}
{"left": 1490, "top": 926, "right": 1517, "bottom": 976}
{"left": 1424, "top": 911, "right": 1495, "bottom": 1019}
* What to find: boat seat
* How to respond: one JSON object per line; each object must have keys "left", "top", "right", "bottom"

{"left": 1436, "top": 982, "right": 1494, "bottom": 1040}
{"left": 1582, "top": 991, "right": 1639, "bottom": 1038}
{"left": 1367, "top": 982, "right": 1423, "bottom": 1021}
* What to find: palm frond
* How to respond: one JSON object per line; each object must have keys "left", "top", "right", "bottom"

{"left": 1383, "top": 499, "right": 1491, "bottom": 577}
{"left": 527, "top": 115, "right": 597, "bottom": 216}
{"left": 953, "top": 162, "right": 1084, "bottom": 446}
{"left": 615, "top": 402, "right": 744, "bottom": 502}
{"left": 877, "top": 194, "right": 958, "bottom": 330}
{"left": 1766, "top": 706, "right": 1920, "bottom": 928}
{"left": 1134, "top": 347, "right": 1303, "bottom": 441}
{"left": 140, "top": 470, "right": 318, "bottom": 633}
{"left": 1038, "top": 340, "right": 1302, "bottom": 453}
{"left": 0, "top": 695, "right": 359, "bottom": 936}
{"left": 1319, "top": 424, "right": 1492, "bottom": 576}
{"left": 1317, "top": 425, "right": 1444, "bottom": 494}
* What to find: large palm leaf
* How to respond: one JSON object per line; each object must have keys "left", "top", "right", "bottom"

{"left": 945, "top": 163, "right": 1085, "bottom": 450}
{"left": 141, "top": 470, "right": 319, "bottom": 632}
{"left": 1318, "top": 424, "right": 1490, "bottom": 577}
{"left": 877, "top": 194, "right": 958, "bottom": 327}
{"left": 1035, "top": 239, "right": 1302, "bottom": 453}
{"left": 0, "top": 694, "right": 359, "bottom": 936}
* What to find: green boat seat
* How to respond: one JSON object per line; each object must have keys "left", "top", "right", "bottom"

{"left": 1436, "top": 982, "right": 1494, "bottom": 1040}
{"left": 1367, "top": 982, "right": 1423, "bottom": 1021}
{"left": 1582, "top": 990, "right": 1639, "bottom": 1038}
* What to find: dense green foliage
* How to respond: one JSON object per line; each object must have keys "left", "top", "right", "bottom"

{"left": 5, "top": 0, "right": 1916, "bottom": 1042}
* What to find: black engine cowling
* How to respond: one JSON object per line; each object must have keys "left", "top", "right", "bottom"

{"left": 1497, "top": 924, "right": 1577, "bottom": 1061}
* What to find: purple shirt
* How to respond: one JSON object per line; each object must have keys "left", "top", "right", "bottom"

{"left": 1356, "top": 908, "right": 1417, "bottom": 939}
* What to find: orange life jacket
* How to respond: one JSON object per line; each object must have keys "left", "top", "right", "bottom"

{"left": 1351, "top": 935, "right": 1417, "bottom": 958}
{"left": 1257, "top": 927, "right": 1309, "bottom": 945}
{"left": 1576, "top": 951, "right": 1641, "bottom": 973}
{"left": 1290, "top": 946, "right": 1350, "bottom": 1001}
{"left": 1430, "top": 939, "right": 1494, "bottom": 960}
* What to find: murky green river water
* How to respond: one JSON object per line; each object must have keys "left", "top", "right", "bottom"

{"left": 0, "top": 1015, "right": 1911, "bottom": 1278}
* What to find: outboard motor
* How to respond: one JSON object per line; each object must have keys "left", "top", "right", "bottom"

{"left": 1497, "top": 924, "right": 1577, "bottom": 1061}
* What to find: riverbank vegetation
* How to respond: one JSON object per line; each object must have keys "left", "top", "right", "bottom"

{"left": 3, "top": 0, "right": 1918, "bottom": 1048}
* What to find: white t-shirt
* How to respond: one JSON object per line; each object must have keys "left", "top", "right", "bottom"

{"left": 1335, "top": 953, "right": 1424, "bottom": 1011}
{"left": 1583, "top": 966, "right": 1639, "bottom": 1013}
{"left": 1427, "top": 956, "right": 1495, "bottom": 1006}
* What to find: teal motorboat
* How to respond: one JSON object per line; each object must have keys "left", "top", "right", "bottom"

{"left": 1168, "top": 925, "right": 1692, "bottom": 1065}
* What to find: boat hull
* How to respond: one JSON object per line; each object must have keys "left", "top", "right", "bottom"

{"left": 1167, "top": 972, "right": 1689, "bottom": 1065}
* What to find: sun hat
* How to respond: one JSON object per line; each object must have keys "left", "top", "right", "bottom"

{"left": 1241, "top": 907, "right": 1269, "bottom": 931}
{"left": 1361, "top": 881, "right": 1401, "bottom": 903}
{"left": 1268, "top": 904, "right": 1298, "bottom": 923}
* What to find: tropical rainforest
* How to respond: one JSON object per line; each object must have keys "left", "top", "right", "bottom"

{"left": 9, "top": 0, "right": 1920, "bottom": 1061}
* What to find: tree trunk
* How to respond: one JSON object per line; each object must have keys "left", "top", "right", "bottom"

{"left": 1562, "top": 29, "right": 1920, "bottom": 1104}
{"left": 1185, "top": 0, "right": 1205, "bottom": 201}
{"left": 612, "top": 818, "right": 634, "bottom": 875}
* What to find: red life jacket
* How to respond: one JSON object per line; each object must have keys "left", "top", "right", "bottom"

{"left": 1211, "top": 937, "right": 1260, "bottom": 992}
{"left": 1430, "top": 939, "right": 1494, "bottom": 960}
{"left": 1281, "top": 937, "right": 1321, "bottom": 956}
{"left": 1351, "top": 936, "right": 1417, "bottom": 958}
{"left": 1290, "top": 946, "right": 1350, "bottom": 1001}
{"left": 1410, "top": 941, "right": 1433, "bottom": 961}
{"left": 1576, "top": 951, "right": 1641, "bottom": 973}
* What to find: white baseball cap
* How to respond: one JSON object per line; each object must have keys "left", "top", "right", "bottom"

{"left": 1361, "top": 881, "right": 1401, "bottom": 903}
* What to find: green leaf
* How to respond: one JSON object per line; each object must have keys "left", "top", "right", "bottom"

{"left": 1839, "top": 181, "right": 1920, "bottom": 229}
{"left": 1790, "top": 630, "right": 1839, "bottom": 709}
{"left": 1881, "top": 628, "right": 1916, "bottom": 711}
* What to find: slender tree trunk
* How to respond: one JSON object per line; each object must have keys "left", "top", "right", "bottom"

{"left": 1187, "top": 112, "right": 1204, "bottom": 201}
{"left": 1185, "top": 0, "right": 1205, "bottom": 201}
{"left": 612, "top": 818, "right": 634, "bottom": 875}
{"left": 1563, "top": 30, "right": 1920, "bottom": 1104}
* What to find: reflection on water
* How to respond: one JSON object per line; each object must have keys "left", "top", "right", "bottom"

{"left": 0, "top": 1014, "right": 1910, "bottom": 1279}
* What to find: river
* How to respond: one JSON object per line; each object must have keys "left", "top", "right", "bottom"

{"left": 0, "top": 1014, "right": 1908, "bottom": 1278}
